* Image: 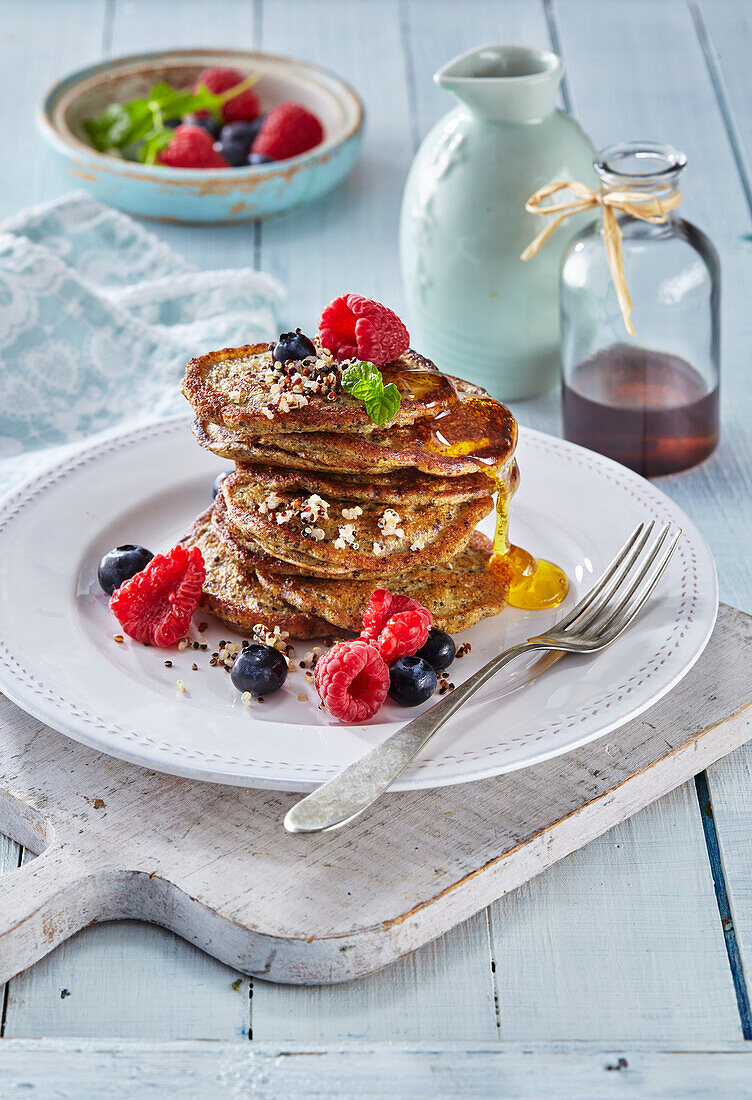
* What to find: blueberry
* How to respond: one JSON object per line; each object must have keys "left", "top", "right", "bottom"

{"left": 215, "top": 121, "right": 263, "bottom": 167}
{"left": 231, "top": 644, "right": 288, "bottom": 698}
{"left": 388, "top": 656, "right": 437, "bottom": 707}
{"left": 164, "top": 117, "right": 181, "bottom": 129}
{"left": 215, "top": 138, "right": 248, "bottom": 167}
{"left": 212, "top": 470, "right": 232, "bottom": 499}
{"left": 248, "top": 152, "right": 274, "bottom": 165}
{"left": 221, "top": 119, "right": 264, "bottom": 148}
{"left": 98, "top": 545, "right": 153, "bottom": 596}
{"left": 272, "top": 329, "right": 316, "bottom": 364}
{"left": 183, "top": 113, "right": 221, "bottom": 139}
{"left": 416, "top": 628, "right": 456, "bottom": 671}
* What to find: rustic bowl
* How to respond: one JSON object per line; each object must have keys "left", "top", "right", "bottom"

{"left": 39, "top": 48, "right": 364, "bottom": 224}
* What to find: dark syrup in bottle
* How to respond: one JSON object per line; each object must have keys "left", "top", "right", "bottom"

{"left": 562, "top": 344, "right": 719, "bottom": 477}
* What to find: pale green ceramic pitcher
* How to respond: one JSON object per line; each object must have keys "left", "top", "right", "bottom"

{"left": 399, "top": 44, "right": 595, "bottom": 400}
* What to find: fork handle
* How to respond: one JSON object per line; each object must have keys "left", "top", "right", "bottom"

{"left": 284, "top": 640, "right": 546, "bottom": 834}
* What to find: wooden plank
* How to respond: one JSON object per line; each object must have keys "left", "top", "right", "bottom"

{"left": 490, "top": 782, "right": 742, "bottom": 1040}
{"left": 0, "top": 0, "right": 108, "bottom": 219}
{"left": 107, "top": 0, "right": 258, "bottom": 272}
{"left": 258, "top": 0, "right": 414, "bottom": 330}
{"left": 0, "top": 834, "right": 21, "bottom": 1034}
{"left": 4, "top": 922, "right": 250, "bottom": 1039}
{"left": 704, "top": 744, "right": 752, "bottom": 1034}
{"left": 554, "top": 0, "right": 751, "bottom": 236}
{"left": 405, "top": 0, "right": 555, "bottom": 146}
{"left": 252, "top": 912, "right": 497, "bottom": 1042}
{"left": 109, "top": 0, "right": 255, "bottom": 49}
{"left": 0, "top": 0, "right": 106, "bottom": 1036}
{"left": 669, "top": 245, "right": 752, "bottom": 615}
{"left": 3, "top": 856, "right": 251, "bottom": 1040}
{"left": 693, "top": 0, "right": 752, "bottom": 201}
{"left": 679, "top": 4, "right": 752, "bottom": 612}
{"left": 1, "top": 1040, "right": 752, "bottom": 1099}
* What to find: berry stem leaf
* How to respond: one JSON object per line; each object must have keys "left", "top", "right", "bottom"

{"left": 196, "top": 73, "right": 261, "bottom": 119}
{"left": 139, "top": 128, "right": 174, "bottom": 164}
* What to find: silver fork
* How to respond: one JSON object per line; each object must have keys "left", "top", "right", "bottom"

{"left": 284, "top": 522, "right": 680, "bottom": 835}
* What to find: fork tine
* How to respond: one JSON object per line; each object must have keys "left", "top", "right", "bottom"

{"left": 597, "top": 529, "right": 681, "bottom": 646}
{"left": 556, "top": 521, "right": 654, "bottom": 632}
{"left": 587, "top": 524, "right": 676, "bottom": 639}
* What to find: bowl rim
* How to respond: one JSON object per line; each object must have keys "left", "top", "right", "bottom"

{"left": 39, "top": 46, "right": 365, "bottom": 180}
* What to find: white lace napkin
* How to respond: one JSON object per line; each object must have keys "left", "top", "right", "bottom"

{"left": 0, "top": 192, "right": 285, "bottom": 491}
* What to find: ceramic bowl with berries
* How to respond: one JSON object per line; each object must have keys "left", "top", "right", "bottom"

{"left": 39, "top": 48, "right": 364, "bottom": 223}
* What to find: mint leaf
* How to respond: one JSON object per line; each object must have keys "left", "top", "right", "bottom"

{"left": 84, "top": 102, "right": 137, "bottom": 151}
{"left": 365, "top": 382, "right": 401, "bottom": 426}
{"left": 341, "top": 360, "right": 401, "bottom": 424}
{"left": 341, "top": 360, "right": 380, "bottom": 391}
{"left": 349, "top": 378, "right": 377, "bottom": 400}
{"left": 148, "top": 81, "right": 176, "bottom": 103}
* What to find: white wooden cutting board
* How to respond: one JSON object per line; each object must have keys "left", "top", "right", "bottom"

{"left": 0, "top": 603, "right": 750, "bottom": 987}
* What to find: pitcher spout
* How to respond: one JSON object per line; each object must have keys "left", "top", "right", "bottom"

{"left": 434, "top": 44, "right": 563, "bottom": 123}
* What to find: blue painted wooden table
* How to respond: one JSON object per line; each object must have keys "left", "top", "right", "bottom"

{"left": 1, "top": 0, "right": 752, "bottom": 1095}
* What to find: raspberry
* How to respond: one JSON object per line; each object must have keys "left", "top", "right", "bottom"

{"left": 314, "top": 640, "right": 389, "bottom": 722}
{"left": 158, "top": 125, "right": 230, "bottom": 169}
{"left": 318, "top": 295, "right": 410, "bottom": 366}
{"left": 110, "top": 545, "right": 205, "bottom": 648}
{"left": 192, "top": 67, "right": 261, "bottom": 123}
{"left": 251, "top": 102, "right": 324, "bottom": 161}
{"left": 374, "top": 609, "right": 432, "bottom": 664}
{"left": 359, "top": 588, "right": 433, "bottom": 663}
{"left": 360, "top": 588, "right": 424, "bottom": 642}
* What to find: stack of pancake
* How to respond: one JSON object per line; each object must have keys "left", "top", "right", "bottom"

{"left": 180, "top": 341, "right": 517, "bottom": 640}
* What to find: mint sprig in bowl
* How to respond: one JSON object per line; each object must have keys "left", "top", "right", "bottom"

{"left": 82, "top": 74, "right": 261, "bottom": 166}
{"left": 39, "top": 49, "right": 364, "bottom": 224}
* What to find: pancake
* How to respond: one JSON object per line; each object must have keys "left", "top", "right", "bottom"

{"left": 233, "top": 463, "right": 494, "bottom": 505}
{"left": 193, "top": 417, "right": 504, "bottom": 478}
{"left": 256, "top": 532, "right": 509, "bottom": 634}
{"left": 212, "top": 492, "right": 311, "bottom": 576}
{"left": 182, "top": 342, "right": 466, "bottom": 435}
{"left": 180, "top": 508, "right": 331, "bottom": 638}
{"left": 220, "top": 470, "right": 495, "bottom": 580}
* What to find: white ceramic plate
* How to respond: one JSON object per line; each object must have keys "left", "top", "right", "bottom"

{"left": 0, "top": 417, "right": 717, "bottom": 792}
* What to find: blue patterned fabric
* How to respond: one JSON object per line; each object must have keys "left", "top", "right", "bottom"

{"left": 0, "top": 192, "right": 284, "bottom": 490}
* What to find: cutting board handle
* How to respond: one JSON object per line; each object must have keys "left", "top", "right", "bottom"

{"left": 0, "top": 844, "right": 99, "bottom": 984}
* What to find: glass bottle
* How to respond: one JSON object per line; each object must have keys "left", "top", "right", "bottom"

{"left": 560, "top": 142, "right": 720, "bottom": 477}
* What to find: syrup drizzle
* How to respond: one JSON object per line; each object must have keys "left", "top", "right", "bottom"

{"left": 398, "top": 368, "right": 569, "bottom": 611}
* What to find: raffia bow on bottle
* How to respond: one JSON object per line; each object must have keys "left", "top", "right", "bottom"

{"left": 520, "top": 179, "right": 681, "bottom": 335}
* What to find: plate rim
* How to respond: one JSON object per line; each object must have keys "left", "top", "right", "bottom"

{"left": 0, "top": 415, "right": 718, "bottom": 791}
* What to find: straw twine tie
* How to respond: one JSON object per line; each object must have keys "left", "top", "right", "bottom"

{"left": 521, "top": 179, "right": 681, "bottom": 335}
